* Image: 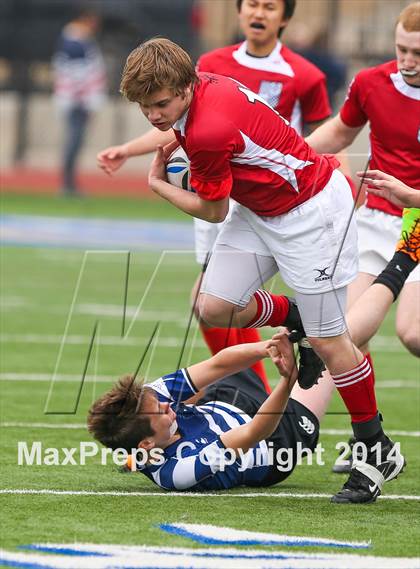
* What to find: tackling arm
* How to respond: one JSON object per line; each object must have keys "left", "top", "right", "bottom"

{"left": 187, "top": 341, "right": 270, "bottom": 392}
{"left": 220, "top": 331, "right": 298, "bottom": 454}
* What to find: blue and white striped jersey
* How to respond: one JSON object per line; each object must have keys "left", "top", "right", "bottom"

{"left": 52, "top": 26, "right": 106, "bottom": 112}
{"left": 136, "top": 369, "right": 270, "bottom": 490}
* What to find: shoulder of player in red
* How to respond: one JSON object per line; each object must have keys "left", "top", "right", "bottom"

{"left": 279, "top": 44, "right": 327, "bottom": 82}
{"left": 196, "top": 43, "right": 241, "bottom": 72}
{"left": 340, "top": 59, "right": 397, "bottom": 127}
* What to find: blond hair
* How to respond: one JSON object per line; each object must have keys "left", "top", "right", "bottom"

{"left": 120, "top": 38, "right": 198, "bottom": 103}
{"left": 397, "top": 2, "right": 420, "bottom": 32}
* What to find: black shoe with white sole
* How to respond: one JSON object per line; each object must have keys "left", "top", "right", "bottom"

{"left": 331, "top": 435, "right": 405, "bottom": 504}
{"left": 284, "top": 298, "right": 325, "bottom": 390}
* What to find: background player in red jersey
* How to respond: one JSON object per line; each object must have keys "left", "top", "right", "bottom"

{"left": 306, "top": 2, "right": 420, "bottom": 362}
{"left": 119, "top": 37, "right": 405, "bottom": 504}
{"left": 97, "top": 0, "right": 333, "bottom": 392}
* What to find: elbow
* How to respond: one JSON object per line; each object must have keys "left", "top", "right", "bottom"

{"left": 205, "top": 199, "right": 229, "bottom": 223}
{"left": 207, "top": 212, "right": 227, "bottom": 223}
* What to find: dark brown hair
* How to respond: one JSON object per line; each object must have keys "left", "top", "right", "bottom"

{"left": 120, "top": 38, "right": 198, "bottom": 103}
{"left": 87, "top": 375, "right": 155, "bottom": 452}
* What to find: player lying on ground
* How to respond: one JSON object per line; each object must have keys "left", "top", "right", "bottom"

{"left": 88, "top": 329, "right": 324, "bottom": 492}
{"left": 88, "top": 245, "right": 418, "bottom": 501}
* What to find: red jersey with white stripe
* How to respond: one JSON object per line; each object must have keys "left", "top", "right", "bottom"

{"left": 173, "top": 73, "right": 339, "bottom": 217}
{"left": 197, "top": 41, "right": 331, "bottom": 135}
{"left": 340, "top": 60, "right": 420, "bottom": 217}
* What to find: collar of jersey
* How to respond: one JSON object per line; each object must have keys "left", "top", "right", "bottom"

{"left": 390, "top": 71, "right": 420, "bottom": 101}
{"left": 232, "top": 41, "right": 294, "bottom": 77}
{"left": 173, "top": 107, "right": 190, "bottom": 136}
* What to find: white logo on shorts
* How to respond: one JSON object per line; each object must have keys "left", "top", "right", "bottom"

{"left": 298, "top": 416, "right": 315, "bottom": 434}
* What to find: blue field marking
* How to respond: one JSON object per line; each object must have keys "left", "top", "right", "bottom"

{"left": 159, "top": 523, "right": 370, "bottom": 549}
{"left": 0, "top": 214, "right": 194, "bottom": 251}
{"left": 20, "top": 544, "right": 109, "bottom": 556}
{"left": 2, "top": 543, "right": 418, "bottom": 569}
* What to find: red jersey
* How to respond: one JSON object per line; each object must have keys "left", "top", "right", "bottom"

{"left": 340, "top": 60, "right": 420, "bottom": 217}
{"left": 173, "top": 73, "right": 339, "bottom": 217}
{"left": 197, "top": 41, "right": 331, "bottom": 134}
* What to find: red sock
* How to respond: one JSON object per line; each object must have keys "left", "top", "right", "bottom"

{"left": 200, "top": 324, "right": 235, "bottom": 354}
{"left": 245, "top": 290, "right": 290, "bottom": 328}
{"left": 200, "top": 325, "right": 271, "bottom": 395}
{"left": 365, "top": 352, "right": 376, "bottom": 385}
{"left": 236, "top": 328, "right": 271, "bottom": 394}
{"left": 332, "top": 357, "right": 378, "bottom": 423}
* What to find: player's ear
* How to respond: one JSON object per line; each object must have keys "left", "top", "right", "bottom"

{"left": 181, "top": 83, "right": 193, "bottom": 100}
{"left": 138, "top": 439, "right": 154, "bottom": 452}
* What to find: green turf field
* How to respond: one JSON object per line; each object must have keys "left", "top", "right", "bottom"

{"left": 1, "top": 194, "right": 419, "bottom": 567}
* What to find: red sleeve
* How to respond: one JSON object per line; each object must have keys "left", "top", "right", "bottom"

{"left": 300, "top": 74, "right": 332, "bottom": 123}
{"left": 188, "top": 116, "right": 240, "bottom": 201}
{"left": 340, "top": 74, "right": 368, "bottom": 128}
{"left": 189, "top": 144, "right": 234, "bottom": 201}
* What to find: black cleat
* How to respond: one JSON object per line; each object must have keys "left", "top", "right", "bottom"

{"left": 332, "top": 436, "right": 356, "bottom": 474}
{"left": 331, "top": 435, "right": 405, "bottom": 504}
{"left": 284, "top": 298, "right": 325, "bottom": 390}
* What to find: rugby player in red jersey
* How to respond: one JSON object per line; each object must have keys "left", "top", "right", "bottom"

{"left": 97, "top": 0, "right": 334, "bottom": 393}
{"left": 118, "top": 37, "right": 405, "bottom": 504}
{"left": 307, "top": 2, "right": 420, "bottom": 362}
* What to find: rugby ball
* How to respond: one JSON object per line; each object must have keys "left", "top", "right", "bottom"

{"left": 166, "top": 146, "right": 194, "bottom": 192}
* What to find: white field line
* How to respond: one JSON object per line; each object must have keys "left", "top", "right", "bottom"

{"left": 320, "top": 428, "right": 420, "bottom": 437}
{"left": 0, "top": 329, "right": 408, "bottom": 352}
{"left": 1, "top": 423, "right": 419, "bottom": 438}
{"left": 0, "top": 302, "right": 190, "bottom": 324}
{"left": 0, "top": 372, "right": 416, "bottom": 389}
{"left": 1, "top": 422, "right": 88, "bottom": 429}
{"left": 0, "top": 488, "right": 419, "bottom": 501}
{"left": 0, "top": 333, "right": 203, "bottom": 348}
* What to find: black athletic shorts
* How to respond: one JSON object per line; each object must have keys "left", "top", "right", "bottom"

{"left": 197, "top": 368, "right": 320, "bottom": 487}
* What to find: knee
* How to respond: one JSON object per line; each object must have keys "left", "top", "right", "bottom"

{"left": 197, "top": 295, "right": 236, "bottom": 327}
{"left": 307, "top": 337, "right": 335, "bottom": 361}
{"left": 397, "top": 326, "right": 420, "bottom": 357}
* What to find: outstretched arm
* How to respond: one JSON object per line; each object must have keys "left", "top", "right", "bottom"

{"left": 357, "top": 170, "right": 420, "bottom": 208}
{"left": 187, "top": 341, "right": 270, "bottom": 392}
{"left": 97, "top": 128, "right": 175, "bottom": 176}
{"left": 220, "top": 330, "right": 298, "bottom": 455}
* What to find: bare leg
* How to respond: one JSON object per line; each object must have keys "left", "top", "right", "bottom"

{"left": 291, "top": 370, "right": 335, "bottom": 422}
{"left": 396, "top": 281, "right": 420, "bottom": 357}
{"left": 347, "top": 283, "right": 394, "bottom": 347}
{"left": 198, "top": 293, "right": 257, "bottom": 328}
{"left": 345, "top": 272, "right": 376, "bottom": 352}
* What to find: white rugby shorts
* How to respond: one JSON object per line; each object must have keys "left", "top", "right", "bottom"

{"left": 201, "top": 169, "right": 358, "bottom": 300}
{"left": 356, "top": 205, "right": 420, "bottom": 283}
